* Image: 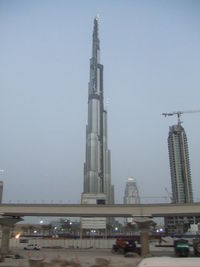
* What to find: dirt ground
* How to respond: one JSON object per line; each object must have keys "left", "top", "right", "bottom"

{"left": 0, "top": 248, "right": 141, "bottom": 267}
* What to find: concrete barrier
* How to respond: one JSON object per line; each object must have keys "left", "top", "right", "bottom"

{"left": 9, "top": 238, "right": 116, "bottom": 249}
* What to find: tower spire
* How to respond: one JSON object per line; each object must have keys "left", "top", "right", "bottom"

{"left": 92, "top": 16, "right": 100, "bottom": 63}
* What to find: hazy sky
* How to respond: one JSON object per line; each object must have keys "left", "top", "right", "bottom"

{"left": 0, "top": 0, "right": 200, "bottom": 204}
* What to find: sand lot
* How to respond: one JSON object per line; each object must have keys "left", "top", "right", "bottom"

{"left": 0, "top": 248, "right": 141, "bottom": 267}
{"left": 1, "top": 246, "right": 199, "bottom": 267}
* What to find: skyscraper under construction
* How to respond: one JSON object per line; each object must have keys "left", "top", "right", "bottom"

{"left": 83, "top": 17, "right": 114, "bottom": 205}
{"left": 168, "top": 123, "right": 193, "bottom": 203}
{"left": 165, "top": 118, "right": 194, "bottom": 234}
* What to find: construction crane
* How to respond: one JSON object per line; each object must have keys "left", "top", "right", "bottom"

{"left": 162, "top": 110, "right": 200, "bottom": 125}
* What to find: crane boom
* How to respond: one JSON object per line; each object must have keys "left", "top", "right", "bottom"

{"left": 162, "top": 110, "right": 200, "bottom": 124}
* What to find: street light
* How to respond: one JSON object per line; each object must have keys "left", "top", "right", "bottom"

{"left": 15, "top": 233, "right": 21, "bottom": 239}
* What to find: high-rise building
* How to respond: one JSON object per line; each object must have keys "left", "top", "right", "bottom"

{"left": 165, "top": 123, "right": 194, "bottom": 234}
{"left": 83, "top": 17, "right": 114, "bottom": 205}
{"left": 123, "top": 177, "right": 140, "bottom": 205}
{"left": 168, "top": 124, "right": 193, "bottom": 203}
{"left": 123, "top": 177, "right": 140, "bottom": 225}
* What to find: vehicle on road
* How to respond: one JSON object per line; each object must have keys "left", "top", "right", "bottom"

{"left": 24, "top": 244, "right": 40, "bottom": 250}
{"left": 112, "top": 237, "right": 141, "bottom": 255}
{"left": 174, "top": 239, "right": 189, "bottom": 257}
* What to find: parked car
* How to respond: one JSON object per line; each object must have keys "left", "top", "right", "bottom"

{"left": 24, "top": 244, "right": 40, "bottom": 250}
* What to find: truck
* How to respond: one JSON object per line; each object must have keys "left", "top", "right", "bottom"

{"left": 112, "top": 238, "right": 141, "bottom": 255}
{"left": 174, "top": 239, "right": 189, "bottom": 257}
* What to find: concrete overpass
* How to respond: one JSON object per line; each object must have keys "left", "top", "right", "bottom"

{"left": 0, "top": 202, "right": 200, "bottom": 257}
{"left": 0, "top": 202, "right": 200, "bottom": 217}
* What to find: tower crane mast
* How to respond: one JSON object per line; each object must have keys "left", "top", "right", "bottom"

{"left": 162, "top": 110, "right": 200, "bottom": 125}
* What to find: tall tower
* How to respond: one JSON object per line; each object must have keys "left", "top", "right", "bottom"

{"left": 168, "top": 124, "right": 193, "bottom": 203}
{"left": 123, "top": 177, "right": 140, "bottom": 205}
{"left": 83, "top": 17, "right": 114, "bottom": 205}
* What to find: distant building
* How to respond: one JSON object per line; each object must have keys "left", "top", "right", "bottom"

{"left": 164, "top": 215, "right": 200, "bottom": 235}
{"left": 81, "top": 193, "right": 107, "bottom": 231}
{"left": 123, "top": 177, "right": 140, "bottom": 224}
{"left": 124, "top": 177, "right": 140, "bottom": 205}
{"left": 165, "top": 123, "right": 194, "bottom": 234}
{"left": 0, "top": 181, "right": 3, "bottom": 203}
{"left": 168, "top": 124, "right": 193, "bottom": 203}
{"left": 81, "top": 193, "right": 106, "bottom": 205}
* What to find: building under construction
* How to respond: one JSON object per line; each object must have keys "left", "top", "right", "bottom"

{"left": 163, "top": 110, "right": 199, "bottom": 234}
{"left": 168, "top": 123, "right": 193, "bottom": 203}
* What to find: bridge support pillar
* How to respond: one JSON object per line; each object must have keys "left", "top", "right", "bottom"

{"left": 140, "top": 228, "right": 150, "bottom": 257}
{"left": 134, "top": 217, "right": 152, "bottom": 258}
{"left": 0, "top": 216, "right": 23, "bottom": 257}
{"left": 1, "top": 225, "right": 10, "bottom": 256}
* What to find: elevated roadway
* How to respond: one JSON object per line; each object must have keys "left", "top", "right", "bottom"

{"left": 0, "top": 202, "right": 200, "bottom": 217}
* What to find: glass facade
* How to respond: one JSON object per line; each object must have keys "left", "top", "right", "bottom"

{"left": 168, "top": 124, "right": 193, "bottom": 203}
